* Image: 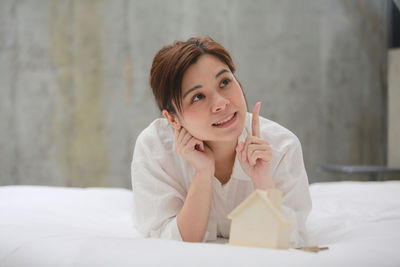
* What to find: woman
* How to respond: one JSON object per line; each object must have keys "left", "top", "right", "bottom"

{"left": 131, "top": 36, "right": 311, "bottom": 246}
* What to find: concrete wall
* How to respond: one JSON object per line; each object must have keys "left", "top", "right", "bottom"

{"left": 0, "top": 0, "right": 388, "bottom": 187}
{"left": 388, "top": 49, "right": 400, "bottom": 167}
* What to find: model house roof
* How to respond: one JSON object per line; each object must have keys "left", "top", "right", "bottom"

{"left": 227, "top": 189, "right": 291, "bottom": 225}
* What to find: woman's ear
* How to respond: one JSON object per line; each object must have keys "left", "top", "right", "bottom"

{"left": 162, "top": 110, "right": 181, "bottom": 130}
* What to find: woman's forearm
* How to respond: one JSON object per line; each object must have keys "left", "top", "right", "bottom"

{"left": 177, "top": 170, "right": 213, "bottom": 242}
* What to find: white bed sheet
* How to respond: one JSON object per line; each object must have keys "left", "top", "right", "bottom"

{"left": 0, "top": 181, "right": 399, "bottom": 267}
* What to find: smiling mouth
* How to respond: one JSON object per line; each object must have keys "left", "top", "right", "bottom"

{"left": 212, "top": 112, "right": 237, "bottom": 126}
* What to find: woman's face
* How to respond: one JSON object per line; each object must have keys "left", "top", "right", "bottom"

{"left": 177, "top": 54, "right": 247, "bottom": 142}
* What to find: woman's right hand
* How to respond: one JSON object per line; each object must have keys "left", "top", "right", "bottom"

{"left": 174, "top": 127, "right": 215, "bottom": 175}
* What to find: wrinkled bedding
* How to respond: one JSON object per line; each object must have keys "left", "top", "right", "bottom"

{"left": 1, "top": 181, "right": 399, "bottom": 267}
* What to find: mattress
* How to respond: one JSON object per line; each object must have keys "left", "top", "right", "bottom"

{"left": 1, "top": 181, "right": 399, "bottom": 267}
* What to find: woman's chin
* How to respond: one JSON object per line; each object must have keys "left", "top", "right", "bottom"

{"left": 211, "top": 123, "right": 245, "bottom": 142}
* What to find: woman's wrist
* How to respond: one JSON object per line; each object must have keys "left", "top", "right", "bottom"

{"left": 253, "top": 174, "right": 275, "bottom": 190}
{"left": 195, "top": 167, "right": 215, "bottom": 180}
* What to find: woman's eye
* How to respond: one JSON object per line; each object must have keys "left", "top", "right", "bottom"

{"left": 192, "top": 93, "right": 205, "bottom": 103}
{"left": 220, "top": 78, "right": 231, "bottom": 87}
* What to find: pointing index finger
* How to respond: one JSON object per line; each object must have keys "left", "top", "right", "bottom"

{"left": 252, "top": 102, "right": 261, "bottom": 137}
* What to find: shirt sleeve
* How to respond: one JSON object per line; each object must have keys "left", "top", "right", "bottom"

{"left": 274, "top": 137, "right": 312, "bottom": 248}
{"left": 131, "top": 157, "right": 185, "bottom": 241}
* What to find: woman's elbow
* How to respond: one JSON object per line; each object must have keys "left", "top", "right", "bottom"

{"left": 181, "top": 232, "right": 206, "bottom": 242}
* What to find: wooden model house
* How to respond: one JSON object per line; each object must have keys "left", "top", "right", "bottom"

{"left": 227, "top": 189, "right": 294, "bottom": 249}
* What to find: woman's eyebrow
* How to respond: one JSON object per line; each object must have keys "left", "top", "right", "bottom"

{"left": 215, "top": 69, "right": 229, "bottom": 78}
{"left": 183, "top": 69, "right": 230, "bottom": 99}
{"left": 183, "top": 85, "right": 201, "bottom": 99}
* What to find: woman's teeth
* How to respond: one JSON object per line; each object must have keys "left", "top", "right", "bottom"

{"left": 213, "top": 113, "right": 235, "bottom": 126}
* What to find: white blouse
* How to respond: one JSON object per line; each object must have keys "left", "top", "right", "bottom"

{"left": 131, "top": 112, "right": 312, "bottom": 247}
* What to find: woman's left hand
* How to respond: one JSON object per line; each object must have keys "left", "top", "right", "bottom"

{"left": 236, "top": 102, "right": 275, "bottom": 190}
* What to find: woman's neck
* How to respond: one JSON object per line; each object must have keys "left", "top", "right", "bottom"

{"left": 205, "top": 140, "right": 238, "bottom": 185}
{"left": 206, "top": 140, "right": 237, "bottom": 163}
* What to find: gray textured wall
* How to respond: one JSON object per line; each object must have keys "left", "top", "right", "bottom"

{"left": 388, "top": 49, "right": 400, "bottom": 167}
{"left": 0, "top": 0, "right": 388, "bottom": 187}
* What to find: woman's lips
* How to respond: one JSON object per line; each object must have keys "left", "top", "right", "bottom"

{"left": 212, "top": 112, "right": 237, "bottom": 128}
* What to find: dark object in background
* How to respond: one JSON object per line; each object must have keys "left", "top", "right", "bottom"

{"left": 389, "top": 0, "right": 400, "bottom": 48}
{"left": 318, "top": 164, "right": 400, "bottom": 181}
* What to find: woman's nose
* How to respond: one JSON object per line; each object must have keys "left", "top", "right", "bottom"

{"left": 212, "top": 94, "right": 229, "bottom": 113}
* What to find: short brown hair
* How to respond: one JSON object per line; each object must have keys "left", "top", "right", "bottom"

{"left": 150, "top": 36, "right": 236, "bottom": 114}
